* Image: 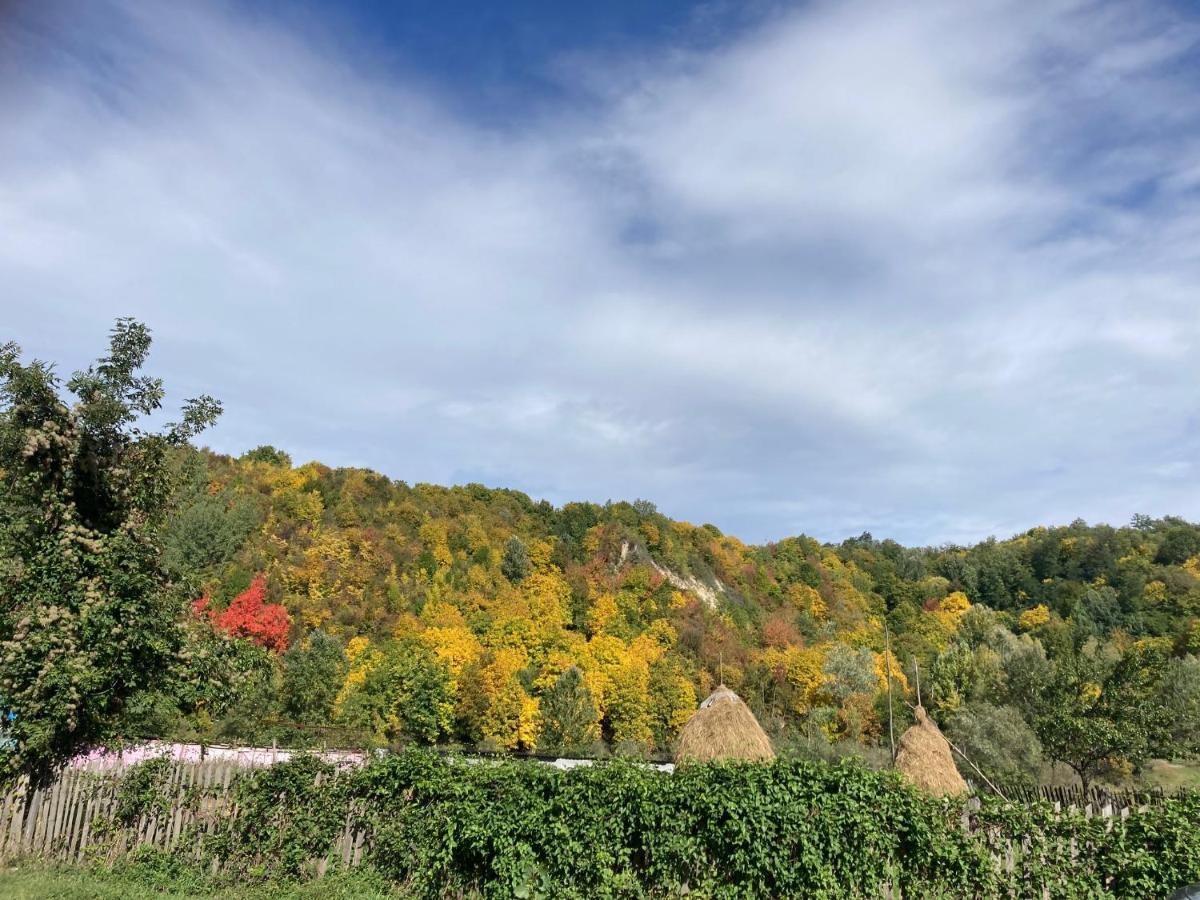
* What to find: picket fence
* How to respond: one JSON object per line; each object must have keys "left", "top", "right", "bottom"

{"left": 0, "top": 759, "right": 366, "bottom": 875}
{"left": 983, "top": 780, "right": 1169, "bottom": 811}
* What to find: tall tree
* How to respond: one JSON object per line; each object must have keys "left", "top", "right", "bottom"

{"left": 282, "top": 631, "right": 347, "bottom": 726}
{"left": 0, "top": 320, "right": 219, "bottom": 779}
{"left": 537, "top": 667, "right": 599, "bottom": 755}
{"left": 501, "top": 535, "right": 531, "bottom": 583}
{"left": 337, "top": 639, "right": 453, "bottom": 746}
{"left": 1005, "top": 639, "right": 1175, "bottom": 791}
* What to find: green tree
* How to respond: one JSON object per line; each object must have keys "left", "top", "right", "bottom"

{"left": 945, "top": 702, "right": 1045, "bottom": 788}
{"left": 0, "top": 320, "right": 219, "bottom": 779}
{"left": 205, "top": 643, "right": 282, "bottom": 744}
{"left": 537, "top": 667, "right": 599, "bottom": 755}
{"left": 1161, "top": 654, "right": 1200, "bottom": 756}
{"left": 240, "top": 445, "right": 292, "bottom": 466}
{"left": 162, "top": 492, "right": 258, "bottom": 577}
{"left": 1156, "top": 526, "right": 1200, "bottom": 565}
{"left": 501, "top": 535, "right": 531, "bottom": 583}
{"left": 822, "top": 646, "right": 877, "bottom": 704}
{"left": 1005, "top": 639, "right": 1174, "bottom": 791}
{"left": 339, "top": 639, "right": 452, "bottom": 745}
{"left": 112, "top": 625, "right": 276, "bottom": 748}
{"left": 282, "top": 632, "right": 347, "bottom": 725}
{"left": 927, "top": 642, "right": 976, "bottom": 718}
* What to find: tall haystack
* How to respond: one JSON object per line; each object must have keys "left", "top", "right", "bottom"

{"left": 674, "top": 685, "right": 775, "bottom": 765}
{"left": 894, "top": 706, "right": 967, "bottom": 797}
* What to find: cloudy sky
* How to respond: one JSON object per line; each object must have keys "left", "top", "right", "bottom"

{"left": 3, "top": 0, "right": 1199, "bottom": 546}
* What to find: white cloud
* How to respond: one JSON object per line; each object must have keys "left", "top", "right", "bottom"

{"left": 2, "top": 0, "right": 1200, "bottom": 544}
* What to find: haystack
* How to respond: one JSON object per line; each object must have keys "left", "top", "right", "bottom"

{"left": 674, "top": 685, "right": 775, "bottom": 765}
{"left": 894, "top": 706, "right": 967, "bottom": 797}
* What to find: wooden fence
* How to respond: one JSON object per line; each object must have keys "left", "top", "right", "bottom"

{"left": 979, "top": 781, "right": 1169, "bottom": 811}
{"left": 0, "top": 758, "right": 1178, "bottom": 889}
{"left": 0, "top": 760, "right": 365, "bottom": 874}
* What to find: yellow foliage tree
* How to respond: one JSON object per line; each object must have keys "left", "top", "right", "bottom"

{"left": 787, "top": 583, "right": 828, "bottom": 620}
{"left": 933, "top": 591, "right": 971, "bottom": 630}
{"left": 760, "top": 645, "right": 828, "bottom": 717}
{"left": 647, "top": 665, "right": 696, "bottom": 748}
{"left": 477, "top": 647, "right": 538, "bottom": 750}
{"left": 629, "top": 631, "right": 668, "bottom": 668}
{"left": 532, "top": 649, "right": 577, "bottom": 693}
{"left": 641, "top": 521, "right": 661, "bottom": 548}
{"left": 606, "top": 656, "right": 652, "bottom": 748}
{"left": 873, "top": 649, "right": 909, "bottom": 695}
{"left": 918, "top": 591, "right": 973, "bottom": 649}
{"left": 588, "top": 592, "right": 620, "bottom": 635}
{"left": 333, "top": 636, "right": 383, "bottom": 716}
{"left": 523, "top": 569, "right": 572, "bottom": 629}
{"left": 419, "top": 597, "right": 468, "bottom": 629}
{"left": 785, "top": 646, "right": 828, "bottom": 714}
{"left": 1143, "top": 581, "right": 1169, "bottom": 606}
{"left": 419, "top": 519, "right": 453, "bottom": 571}
{"left": 527, "top": 539, "right": 555, "bottom": 572}
{"left": 1018, "top": 604, "right": 1051, "bottom": 631}
{"left": 266, "top": 465, "right": 324, "bottom": 528}
{"left": 420, "top": 625, "right": 482, "bottom": 689}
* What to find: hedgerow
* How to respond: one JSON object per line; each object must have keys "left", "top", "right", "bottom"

{"left": 98, "top": 751, "right": 1200, "bottom": 898}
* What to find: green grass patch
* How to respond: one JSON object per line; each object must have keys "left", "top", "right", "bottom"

{"left": 0, "top": 864, "right": 398, "bottom": 899}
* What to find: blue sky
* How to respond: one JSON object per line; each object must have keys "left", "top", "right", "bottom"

{"left": 2, "top": 0, "right": 1200, "bottom": 546}
{"left": 250, "top": 0, "right": 759, "bottom": 117}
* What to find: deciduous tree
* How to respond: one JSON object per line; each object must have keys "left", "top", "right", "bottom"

{"left": 210, "top": 575, "right": 292, "bottom": 654}
{"left": 0, "top": 321, "right": 219, "bottom": 778}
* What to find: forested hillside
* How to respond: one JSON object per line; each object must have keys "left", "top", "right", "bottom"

{"left": 150, "top": 445, "right": 1200, "bottom": 788}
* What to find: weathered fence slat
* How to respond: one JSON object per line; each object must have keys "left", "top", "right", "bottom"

{"left": 65, "top": 771, "right": 88, "bottom": 862}
{"left": 47, "top": 771, "right": 69, "bottom": 857}
{"left": 22, "top": 784, "right": 43, "bottom": 855}
{"left": 0, "top": 778, "right": 23, "bottom": 858}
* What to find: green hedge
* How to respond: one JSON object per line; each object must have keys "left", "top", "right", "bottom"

{"left": 134, "top": 752, "right": 1200, "bottom": 898}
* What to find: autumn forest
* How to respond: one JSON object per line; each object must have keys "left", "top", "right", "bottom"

{"left": 145, "top": 442, "right": 1200, "bottom": 789}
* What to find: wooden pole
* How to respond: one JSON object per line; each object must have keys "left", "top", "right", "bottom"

{"left": 945, "top": 735, "right": 1008, "bottom": 801}
{"left": 884, "top": 621, "right": 896, "bottom": 765}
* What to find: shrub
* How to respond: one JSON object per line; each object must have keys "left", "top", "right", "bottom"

{"left": 80, "top": 750, "right": 1200, "bottom": 898}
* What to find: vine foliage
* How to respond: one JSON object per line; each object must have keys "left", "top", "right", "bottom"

{"left": 86, "top": 752, "right": 1200, "bottom": 898}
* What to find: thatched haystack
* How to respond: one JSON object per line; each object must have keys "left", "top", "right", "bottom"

{"left": 674, "top": 685, "right": 775, "bottom": 765}
{"left": 894, "top": 706, "right": 967, "bottom": 797}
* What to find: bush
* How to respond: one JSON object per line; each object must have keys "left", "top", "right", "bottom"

{"left": 79, "top": 750, "right": 1200, "bottom": 898}
{"left": 189, "top": 752, "right": 987, "bottom": 897}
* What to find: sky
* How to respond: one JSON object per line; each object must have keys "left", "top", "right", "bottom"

{"left": 2, "top": 0, "right": 1200, "bottom": 547}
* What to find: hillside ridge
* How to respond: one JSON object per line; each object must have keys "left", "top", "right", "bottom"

{"left": 152, "top": 445, "right": 1200, "bottom": 782}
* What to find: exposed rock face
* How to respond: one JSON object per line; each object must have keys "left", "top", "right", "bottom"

{"left": 619, "top": 540, "right": 725, "bottom": 609}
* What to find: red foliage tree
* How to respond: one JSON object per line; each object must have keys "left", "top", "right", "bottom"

{"left": 211, "top": 575, "right": 291, "bottom": 654}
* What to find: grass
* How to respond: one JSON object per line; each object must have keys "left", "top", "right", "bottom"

{"left": 0, "top": 864, "right": 399, "bottom": 899}
{"left": 1141, "top": 759, "right": 1200, "bottom": 794}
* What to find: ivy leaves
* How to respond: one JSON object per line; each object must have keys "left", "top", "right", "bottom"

{"left": 108, "top": 750, "right": 1200, "bottom": 898}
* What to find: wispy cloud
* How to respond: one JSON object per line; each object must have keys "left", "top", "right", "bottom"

{"left": 3, "top": 0, "right": 1200, "bottom": 545}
